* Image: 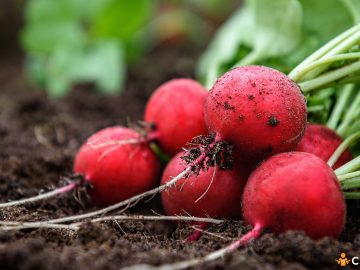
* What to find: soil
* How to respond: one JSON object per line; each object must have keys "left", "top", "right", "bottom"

{"left": 0, "top": 46, "right": 359, "bottom": 270}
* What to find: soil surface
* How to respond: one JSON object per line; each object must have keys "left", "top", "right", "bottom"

{"left": 0, "top": 46, "right": 359, "bottom": 270}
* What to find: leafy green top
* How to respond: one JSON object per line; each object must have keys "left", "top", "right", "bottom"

{"left": 22, "top": 0, "right": 152, "bottom": 97}
{"left": 198, "top": 0, "right": 360, "bottom": 89}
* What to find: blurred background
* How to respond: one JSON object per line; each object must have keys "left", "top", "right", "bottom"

{"left": 0, "top": 0, "right": 359, "bottom": 103}
{"left": 0, "top": 0, "right": 239, "bottom": 97}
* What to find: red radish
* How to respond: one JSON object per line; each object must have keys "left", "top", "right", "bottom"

{"left": 161, "top": 152, "right": 248, "bottom": 219}
{"left": 205, "top": 66, "right": 307, "bottom": 163}
{"left": 74, "top": 126, "right": 161, "bottom": 206}
{"left": 144, "top": 79, "right": 208, "bottom": 156}
{"left": 243, "top": 152, "right": 346, "bottom": 240}
{"left": 295, "top": 124, "right": 352, "bottom": 169}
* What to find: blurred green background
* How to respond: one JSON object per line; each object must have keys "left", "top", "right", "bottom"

{"left": 0, "top": 0, "right": 237, "bottom": 98}
{"left": 1, "top": 0, "right": 359, "bottom": 101}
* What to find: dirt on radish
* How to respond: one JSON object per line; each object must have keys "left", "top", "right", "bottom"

{"left": 0, "top": 46, "right": 359, "bottom": 270}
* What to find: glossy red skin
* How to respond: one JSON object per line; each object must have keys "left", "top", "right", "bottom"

{"left": 205, "top": 66, "right": 307, "bottom": 163}
{"left": 161, "top": 152, "right": 248, "bottom": 219}
{"left": 144, "top": 79, "right": 208, "bottom": 156}
{"left": 242, "top": 152, "right": 346, "bottom": 240}
{"left": 295, "top": 124, "right": 352, "bottom": 169}
{"left": 74, "top": 127, "right": 161, "bottom": 206}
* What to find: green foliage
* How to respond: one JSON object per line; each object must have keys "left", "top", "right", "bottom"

{"left": 300, "top": 0, "right": 354, "bottom": 41}
{"left": 198, "top": 0, "right": 360, "bottom": 89}
{"left": 22, "top": 0, "right": 152, "bottom": 98}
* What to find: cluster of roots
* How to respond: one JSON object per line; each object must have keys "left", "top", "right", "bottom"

{"left": 181, "top": 132, "right": 234, "bottom": 175}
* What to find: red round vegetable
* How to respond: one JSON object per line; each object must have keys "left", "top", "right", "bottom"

{"left": 205, "top": 66, "right": 307, "bottom": 163}
{"left": 295, "top": 124, "right": 352, "bottom": 169}
{"left": 74, "top": 126, "right": 161, "bottom": 206}
{"left": 161, "top": 152, "right": 248, "bottom": 219}
{"left": 144, "top": 79, "right": 208, "bottom": 156}
{"left": 242, "top": 152, "right": 346, "bottom": 240}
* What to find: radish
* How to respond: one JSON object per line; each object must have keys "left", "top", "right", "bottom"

{"left": 144, "top": 78, "right": 208, "bottom": 156}
{"left": 161, "top": 152, "right": 248, "bottom": 220}
{"left": 296, "top": 124, "right": 352, "bottom": 169}
{"left": 205, "top": 66, "right": 307, "bottom": 163}
{"left": 242, "top": 152, "right": 346, "bottom": 240}
{"left": 74, "top": 126, "right": 161, "bottom": 206}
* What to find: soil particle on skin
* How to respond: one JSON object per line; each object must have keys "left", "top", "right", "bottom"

{"left": 247, "top": 94, "right": 254, "bottom": 100}
{"left": 224, "top": 101, "right": 235, "bottom": 111}
{"left": 238, "top": 114, "right": 245, "bottom": 121}
{"left": 0, "top": 47, "right": 358, "bottom": 270}
{"left": 268, "top": 115, "right": 280, "bottom": 127}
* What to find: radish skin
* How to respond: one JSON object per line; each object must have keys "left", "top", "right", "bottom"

{"left": 243, "top": 152, "right": 346, "bottom": 240}
{"left": 205, "top": 66, "right": 307, "bottom": 163}
{"left": 161, "top": 152, "right": 248, "bottom": 220}
{"left": 296, "top": 124, "right": 352, "bottom": 169}
{"left": 144, "top": 79, "right": 208, "bottom": 156}
{"left": 74, "top": 126, "right": 161, "bottom": 206}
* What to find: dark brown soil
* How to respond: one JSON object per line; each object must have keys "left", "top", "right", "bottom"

{"left": 0, "top": 46, "right": 359, "bottom": 270}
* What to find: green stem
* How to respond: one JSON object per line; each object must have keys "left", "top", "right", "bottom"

{"left": 290, "top": 53, "right": 360, "bottom": 82}
{"left": 324, "top": 29, "right": 360, "bottom": 57}
{"left": 338, "top": 171, "right": 360, "bottom": 193}
{"left": 149, "top": 143, "right": 170, "bottom": 163}
{"left": 205, "top": 66, "right": 220, "bottom": 90}
{"left": 338, "top": 171, "right": 360, "bottom": 181}
{"left": 327, "top": 84, "right": 354, "bottom": 130}
{"left": 301, "top": 30, "right": 360, "bottom": 81}
{"left": 344, "top": 192, "right": 360, "bottom": 199}
{"left": 335, "top": 155, "right": 360, "bottom": 175}
{"left": 341, "top": 177, "right": 360, "bottom": 189}
{"left": 299, "top": 60, "right": 360, "bottom": 92}
{"left": 310, "top": 87, "right": 335, "bottom": 102}
{"left": 308, "top": 75, "right": 360, "bottom": 90}
{"left": 337, "top": 89, "right": 360, "bottom": 136}
{"left": 337, "top": 75, "right": 360, "bottom": 84}
{"left": 328, "top": 131, "right": 360, "bottom": 168}
{"left": 345, "top": 119, "right": 360, "bottom": 138}
{"left": 307, "top": 105, "right": 325, "bottom": 112}
{"left": 289, "top": 24, "right": 360, "bottom": 78}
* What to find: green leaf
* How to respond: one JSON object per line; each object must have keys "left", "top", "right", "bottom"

{"left": 197, "top": 0, "right": 302, "bottom": 88}
{"left": 22, "top": 0, "right": 152, "bottom": 97}
{"left": 259, "top": 33, "right": 321, "bottom": 74}
{"left": 75, "top": 40, "right": 125, "bottom": 95}
{"left": 25, "top": 0, "right": 76, "bottom": 23}
{"left": 197, "top": 6, "right": 255, "bottom": 88}
{"left": 299, "top": 0, "right": 355, "bottom": 42}
{"left": 62, "top": 0, "right": 114, "bottom": 22}
{"left": 25, "top": 0, "right": 112, "bottom": 23}
{"left": 342, "top": 0, "right": 360, "bottom": 23}
{"left": 90, "top": 0, "right": 152, "bottom": 42}
{"left": 247, "top": 0, "right": 302, "bottom": 57}
{"left": 197, "top": 0, "right": 360, "bottom": 88}
{"left": 25, "top": 53, "right": 48, "bottom": 87}
{"left": 45, "top": 47, "right": 80, "bottom": 98}
{"left": 43, "top": 40, "right": 124, "bottom": 98}
{"left": 21, "top": 21, "right": 86, "bottom": 53}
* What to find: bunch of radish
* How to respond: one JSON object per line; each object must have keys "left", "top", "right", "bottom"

{"left": 1, "top": 23, "right": 360, "bottom": 270}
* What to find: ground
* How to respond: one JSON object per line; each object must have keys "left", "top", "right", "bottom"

{"left": 0, "top": 46, "right": 359, "bottom": 270}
